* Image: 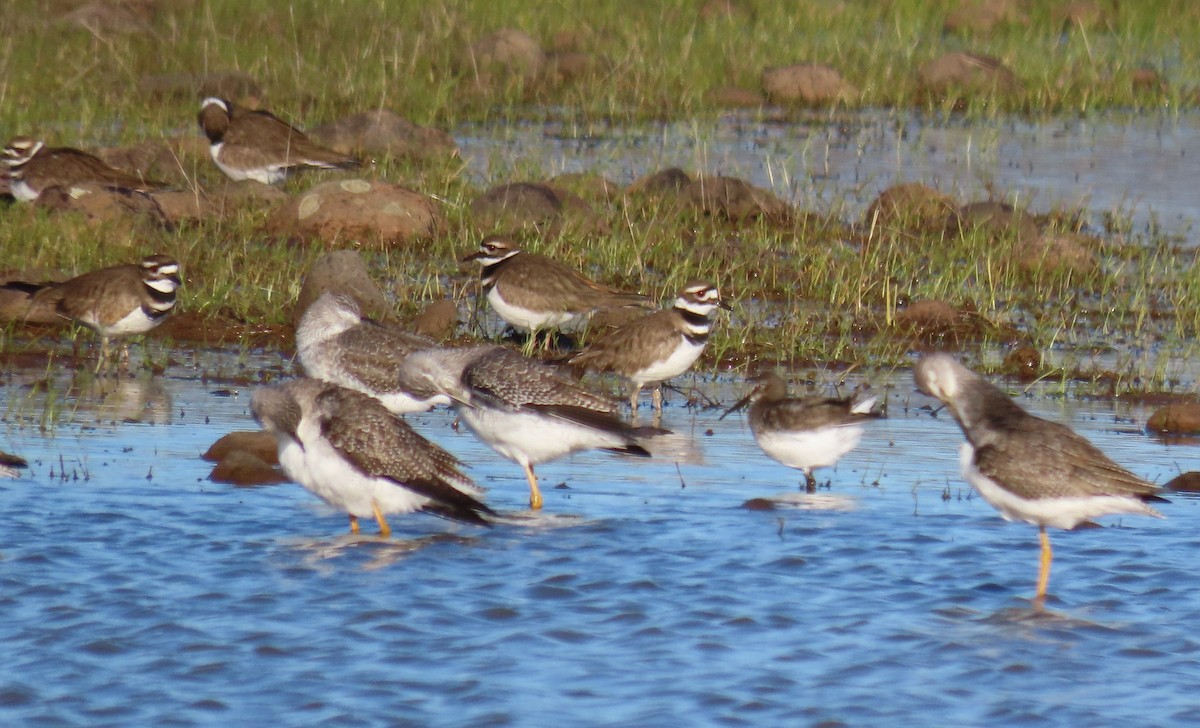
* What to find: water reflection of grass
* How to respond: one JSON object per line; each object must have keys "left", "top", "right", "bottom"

{"left": 3, "top": 2, "right": 1200, "bottom": 392}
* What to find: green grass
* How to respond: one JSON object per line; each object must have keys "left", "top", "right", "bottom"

{"left": 4, "top": 0, "right": 1200, "bottom": 393}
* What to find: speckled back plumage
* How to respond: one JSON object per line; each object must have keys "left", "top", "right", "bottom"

{"left": 464, "top": 347, "right": 618, "bottom": 412}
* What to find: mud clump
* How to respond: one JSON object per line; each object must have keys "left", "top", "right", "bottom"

{"left": 266, "top": 179, "right": 444, "bottom": 247}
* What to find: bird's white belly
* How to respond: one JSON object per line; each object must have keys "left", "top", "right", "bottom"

{"left": 630, "top": 337, "right": 705, "bottom": 385}
{"left": 487, "top": 287, "right": 575, "bottom": 332}
{"left": 211, "top": 143, "right": 285, "bottom": 184}
{"left": 754, "top": 424, "right": 864, "bottom": 473}
{"left": 459, "top": 405, "right": 626, "bottom": 466}
{"left": 90, "top": 305, "right": 160, "bottom": 337}
{"left": 295, "top": 419, "right": 428, "bottom": 517}
{"left": 10, "top": 179, "right": 39, "bottom": 202}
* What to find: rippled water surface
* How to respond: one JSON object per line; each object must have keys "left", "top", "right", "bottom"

{"left": 2, "top": 353, "right": 1199, "bottom": 726}
{"left": 459, "top": 111, "right": 1200, "bottom": 241}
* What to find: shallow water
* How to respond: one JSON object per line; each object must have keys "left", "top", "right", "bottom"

{"left": 458, "top": 111, "right": 1200, "bottom": 242}
{"left": 2, "top": 354, "right": 1198, "bottom": 726}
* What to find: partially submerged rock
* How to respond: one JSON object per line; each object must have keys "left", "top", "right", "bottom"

{"left": 1147, "top": 404, "right": 1200, "bottom": 435}
{"left": 864, "top": 183, "right": 958, "bottom": 236}
{"left": 1165, "top": 472, "right": 1200, "bottom": 492}
{"left": 209, "top": 451, "right": 288, "bottom": 487}
{"left": 203, "top": 430, "right": 280, "bottom": 464}
{"left": 308, "top": 110, "right": 458, "bottom": 162}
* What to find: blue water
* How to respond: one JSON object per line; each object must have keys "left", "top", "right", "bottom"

{"left": 1, "top": 355, "right": 1197, "bottom": 726}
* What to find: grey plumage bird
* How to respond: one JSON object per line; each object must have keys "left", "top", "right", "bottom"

{"left": 251, "top": 379, "right": 493, "bottom": 535}
{"left": 914, "top": 353, "right": 1165, "bottom": 603}
{"left": 295, "top": 293, "right": 449, "bottom": 414}
{"left": 398, "top": 344, "right": 651, "bottom": 510}
{"left": 721, "top": 372, "right": 877, "bottom": 492}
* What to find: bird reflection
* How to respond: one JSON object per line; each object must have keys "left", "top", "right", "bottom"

{"left": 69, "top": 371, "right": 172, "bottom": 424}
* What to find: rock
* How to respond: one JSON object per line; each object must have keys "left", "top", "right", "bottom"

{"left": 864, "top": 183, "right": 957, "bottom": 235}
{"left": 682, "top": 175, "right": 791, "bottom": 222}
{"left": 1132, "top": 67, "right": 1164, "bottom": 94}
{"left": 470, "top": 181, "right": 606, "bottom": 236}
{"left": 943, "top": 0, "right": 1029, "bottom": 34}
{"left": 762, "top": 64, "right": 857, "bottom": 105}
{"left": 294, "top": 250, "right": 392, "bottom": 328}
{"left": 1165, "top": 472, "right": 1200, "bottom": 492}
{"left": 208, "top": 179, "right": 289, "bottom": 212}
{"left": 917, "top": 52, "right": 1022, "bottom": 99}
{"left": 266, "top": 179, "right": 444, "bottom": 247}
{"left": 34, "top": 183, "right": 171, "bottom": 230}
{"left": 209, "top": 451, "right": 288, "bottom": 487}
{"left": 946, "top": 201, "right": 1039, "bottom": 242}
{"left": 308, "top": 110, "right": 458, "bottom": 163}
{"left": 1001, "top": 345, "right": 1040, "bottom": 380}
{"left": 463, "top": 28, "right": 546, "bottom": 82}
{"left": 96, "top": 140, "right": 189, "bottom": 186}
{"left": 544, "top": 51, "right": 608, "bottom": 83}
{"left": 1147, "top": 404, "right": 1200, "bottom": 435}
{"left": 627, "top": 167, "right": 692, "bottom": 199}
{"left": 742, "top": 498, "right": 777, "bottom": 511}
{"left": 149, "top": 190, "right": 213, "bottom": 226}
{"left": 1015, "top": 232, "right": 1098, "bottom": 275}
{"left": 895, "top": 300, "right": 960, "bottom": 336}
{"left": 411, "top": 299, "right": 459, "bottom": 340}
{"left": 203, "top": 430, "right": 280, "bottom": 464}
{"left": 471, "top": 182, "right": 560, "bottom": 232}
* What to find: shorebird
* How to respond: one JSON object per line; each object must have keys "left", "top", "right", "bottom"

{"left": 197, "top": 97, "right": 359, "bottom": 184}
{"left": 295, "top": 292, "right": 449, "bottom": 414}
{"left": 398, "top": 344, "right": 652, "bottom": 510}
{"left": 570, "top": 279, "right": 730, "bottom": 412}
{"left": 914, "top": 353, "right": 1166, "bottom": 604}
{"left": 2, "top": 136, "right": 169, "bottom": 202}
{"left": 721, "top": 372, "right": 877, "bottom": 492}
{"left": 3, "top": 254, "right": 181, "bottom": 372}
{"left": 461, "top": 235, "right": 650, "bottom": 338}
{"left": 251, "top": 379, "right": 493, "bottom": 535}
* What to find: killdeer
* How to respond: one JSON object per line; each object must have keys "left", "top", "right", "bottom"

{"left": 295, "top": 292, "right": 450, "bottom": 414}
{"left": 461, "top": 235, "right": 650, "bottom": 336}
{"left": 251, "top": 379, "right": 493, "bottom": 535}
{"left": 6, "top": 255, "right": 181, "bottom": 372}
{"left": 2, "top": 136, "right": 169, "bottom": 202}
{"left": 720, "top": 372, "right": 878, "bottom": 492}
{"left": 398, "top": 344, "right": 652, "bottom": 510}
{"left": 914, "top": 353, "right": 1166, "bottom": 604}
{"left": 197, "top": 97, "right": 359, "bottom": 184}
{"left": 570, "top": 279, "right": 730, "bottom": 412}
